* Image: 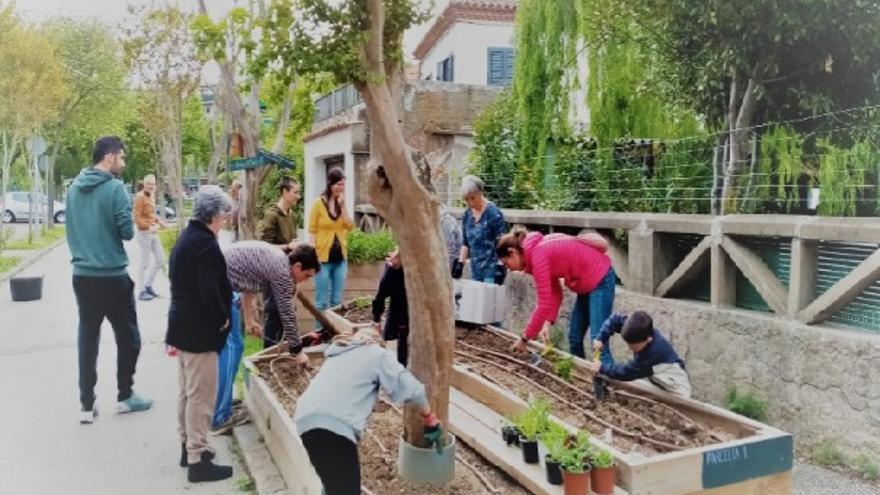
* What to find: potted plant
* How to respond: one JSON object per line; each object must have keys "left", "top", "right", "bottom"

{"left": 500, "top": 417, "right": 522, "bottom": 447}
{"left": 516, "top": 398, "right": 550, "bottom": 464}
{"left": 590, "top": 448, "right": 616, "bottom": 494}
{"left": 559, "top": 430, "right": 592, "bottom": 495}
{"left": 540, "top": 421, "right": 567, "bottom": 485}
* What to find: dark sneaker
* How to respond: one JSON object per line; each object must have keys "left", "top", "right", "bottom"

{"left": 146, "top": 286, "right": 160, "bottom": 298}
{"left": 138, "top": 290, "right": 155, "bottom": 301}
{"left": 80, "top": 406, "right": 98, "bottom": 424}
{"left": 188, "top": 451, "right": 233, "bottom": 482}
{"left": 181, "top": 443, "right": 214, "bottom": 467}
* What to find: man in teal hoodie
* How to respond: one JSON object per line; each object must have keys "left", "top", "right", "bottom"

{"left": 66, "top": 136, "right": 153, "bottom": 424}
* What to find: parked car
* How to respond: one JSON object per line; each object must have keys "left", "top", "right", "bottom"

{"left": 2, "top": 192, "right": 65, "bottom": 224}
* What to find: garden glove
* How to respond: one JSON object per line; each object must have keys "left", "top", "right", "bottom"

{"left": 451, "top": 260, "right": 464, "bottom": 279}
{"left": 421, "top": 412, "right": 445, "bottom": 454}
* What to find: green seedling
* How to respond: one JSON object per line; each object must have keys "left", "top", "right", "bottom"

{"left": 540, "top": 421, "right": 568, "bottom": 463}
{"left": 553, "top": 356, "right": 574, "bottom": 382}
{"left": 558, "top": 430, "right": 592, "bottom": 473}
{"left": 516, "top": 397, "right": 551, "bottom": 441}
{"left": 592, "top": 448, "right": 615, "bottom": 469}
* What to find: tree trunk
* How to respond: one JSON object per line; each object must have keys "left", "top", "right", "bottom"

{"left": 207, "top": 117, "right": 230, "bottom": 184}
{"left": 721, "top": 71, "right": 759, "bottom": 214}
{"left": 46, "top": 138, "right": 61, "bottom": 228}
{"left": 360, "top": 0, "right": 453, "bottom": 448}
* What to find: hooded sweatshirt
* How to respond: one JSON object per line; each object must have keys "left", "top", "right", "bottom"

{"left": 65, "top": 167, "right": 134, "bottom": 277}
{"left": 522, "top": 232, "right": 612, "bottom": 339}
{"left": 293, "top": 341, "right": 428, "bottom": 443}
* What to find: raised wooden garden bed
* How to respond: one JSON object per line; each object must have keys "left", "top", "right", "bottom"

{"left": 451, "top": 325, "right": 793, "bottom": 495}
{"left": 243, "top": 346, "right": 532, "bottom": 494}
{"left": 244, "top": 305, "right": 792, "bottom": 495}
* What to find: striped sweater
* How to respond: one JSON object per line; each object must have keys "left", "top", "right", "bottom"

{"left": 223, "top": 241, "right": 301, "bottom": 349}
{"left": 523, "top": 232, "right": 612, "bottom": 339}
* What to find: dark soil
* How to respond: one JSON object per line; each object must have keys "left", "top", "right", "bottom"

{"left": 337, "top": 300, "right": 375, "bottom": 324}
{"left": 454, "top": 326, "right": 737, "bottom": 456}
{"left": 254, "top": 357, "right": 529, "bottom": 494}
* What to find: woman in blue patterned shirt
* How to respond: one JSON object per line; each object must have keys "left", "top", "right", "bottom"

{"left": 455, "top": 175, "right": 507, "bottom": 283}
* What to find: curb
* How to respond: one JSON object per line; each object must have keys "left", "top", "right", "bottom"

{"left": 0, "top": 238, "right": 66, "bottom": 284}
{"left": 233, "top": 423, "right": 290, "bottom": 495}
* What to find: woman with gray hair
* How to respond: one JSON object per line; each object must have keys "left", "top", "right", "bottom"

{"left": 453, "top": 175, "right": 506, "bottom": 285}
{"left": 165, "top": 185, "right": 235, "bottom": 483}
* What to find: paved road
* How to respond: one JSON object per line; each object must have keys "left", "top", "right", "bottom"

{"left": 0, "top": 240, "right": 244, "bottom": 495}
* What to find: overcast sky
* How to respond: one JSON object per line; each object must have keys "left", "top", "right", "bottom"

{"left": 17, "top": 0, "right": 446, "bottom": 59}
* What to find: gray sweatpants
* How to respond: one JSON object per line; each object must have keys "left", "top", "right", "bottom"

{"left": 136, "top": 230, "right": 165, "bottom": 290}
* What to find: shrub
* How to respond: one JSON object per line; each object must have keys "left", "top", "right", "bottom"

{"left": 725, "top": 387, "right": 768, "bottom": 421}
{"left": 346, "top": 229, "right": 396, "bottom": 264}
{"left": 158, "top": 228, "right": 181, "bottom": 259}
{"left": 854, "top": 454, "right": 880, "bottom": 481}
{"left": 811, "top": 440, "right": 846, "bottom": 468}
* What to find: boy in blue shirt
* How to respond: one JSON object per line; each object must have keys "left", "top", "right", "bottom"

{"left": 587, "top": 311, "right": 692, "bottom": 398}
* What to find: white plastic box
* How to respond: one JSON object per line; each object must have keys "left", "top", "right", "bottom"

{"left": 453, "top": 279, "right": 507, "bottom": 324}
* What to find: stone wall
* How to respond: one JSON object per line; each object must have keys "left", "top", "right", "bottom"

{"left": 503, "top": 272, "right": 880, "bottom": 456}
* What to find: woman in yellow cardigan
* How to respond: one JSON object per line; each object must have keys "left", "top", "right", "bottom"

{"left": 309, "top": 167, "right": 354, "bottom": 331}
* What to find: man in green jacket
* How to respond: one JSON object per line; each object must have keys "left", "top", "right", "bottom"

{"left": 256, "top": 176, "right": 301, "bottom": 348}
{"left": 66, "top": 136, "right": 153, "bottom": 425}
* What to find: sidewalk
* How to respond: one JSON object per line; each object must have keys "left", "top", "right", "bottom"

{"left": 0, "top": 240, "right": 245, "bottom": 495}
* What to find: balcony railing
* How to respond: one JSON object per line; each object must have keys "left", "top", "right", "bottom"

{"left": 313, "top": 84, "right": 362, "bottom": 122}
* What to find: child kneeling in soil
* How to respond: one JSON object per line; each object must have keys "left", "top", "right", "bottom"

{"left": 294, "top": 327, "right": 444, "bottom": 495}
{"left": 371, "top": 250, "right": 409, "bottom": 365}
{"left": 588, "top": 311, "right": 692, "bottom": 398}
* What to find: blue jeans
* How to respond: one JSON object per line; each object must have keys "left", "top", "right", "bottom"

{"left": 315, "top": 260, "right": 347, "bottom": 330}
{"left": 568, "top": 268, "right": 616, "bottom": 363}
{"left": 213, "top": 292, "right": 243, "bottom": 427}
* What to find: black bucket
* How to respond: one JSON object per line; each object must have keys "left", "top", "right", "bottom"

{"left": 10, "top": 276, "right": 43, "bottom": 302}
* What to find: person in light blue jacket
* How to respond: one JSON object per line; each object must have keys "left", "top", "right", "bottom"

{"left": 294, "top": 328, "right": 443, "bottom": 495}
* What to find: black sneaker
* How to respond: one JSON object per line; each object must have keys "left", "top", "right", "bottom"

{"left": 180, "top": 443, "right": 214, "bottom": 467}
{"left": 146, "top": 286, "right": 160, "bottom": 298}
{"left": 187, "top": 451, "right": 233, "bottom": 482}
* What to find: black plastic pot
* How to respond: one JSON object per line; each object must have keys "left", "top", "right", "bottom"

{"left": 545, "top": 455, "right": 563, "bottom": 485}
{"left": 520, "top": 436, "right": 539, "bottom": 464}
{"left": 10, "top": 276, "right": 43, "bottom": 302}
{"left": 501, "top": 426, "right": 521, "bottom": 446}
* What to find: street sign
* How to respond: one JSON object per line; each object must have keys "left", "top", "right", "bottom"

{"left": 227, "top": 149, "right": 295, "bottom": 172}
{"left": 38, "top": 155, "right": 48, "bottom": 173}
{"left": 25, "top": 136, "right": 47, "bottom": 156}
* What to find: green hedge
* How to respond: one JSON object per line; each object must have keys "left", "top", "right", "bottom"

{"left": 346, "top": 229, "right": 395, "bottom": 264}
{"left": 158, "top": 228, "right": 181, "bottom": 259}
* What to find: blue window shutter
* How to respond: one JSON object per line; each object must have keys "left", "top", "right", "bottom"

{"left": 488, "top": 48, "right": 513, "bottom": 85}
{"left": 449, "top": 54, "right": 454, "bottom": 82}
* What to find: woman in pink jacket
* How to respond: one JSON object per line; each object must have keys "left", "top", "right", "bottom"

{"left": 498, "top": 227, "right": 616, "bottom": 363}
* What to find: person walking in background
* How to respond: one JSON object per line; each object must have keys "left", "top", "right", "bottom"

{"left": 294, "top": 327, "right": 444, "bottom": 495}
{"left": 497, "top": 227, "right": 617, "bottom": 363}
{"left": 308, "top": 167, "right": 353, "bottom": 333}
{"left": 371, "top": 251, "right": 409, "bottom": 365}
{"left": 165, "top": 186, "right": 235, "bottom": 482}
{"left": 440, "top": 204, "right": 462, "bottom": 272}
{"left": 211, "top": 241, "right": 321, "bottom": 433}
{"left": 66, "top": 136, "right": 152, "bottom": 424}
{"left": 133, "top": 174, "right": 166, "bottom": 301}
{"left": 453, "top": 175, "right": 506, "bottom": 284}
{"left": 258, "top": 176, "right": 302, "bottom": 349}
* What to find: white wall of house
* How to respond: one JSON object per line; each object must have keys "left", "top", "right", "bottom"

{"left": 420, "top": 21, "right": 514, "bottom": 86}
{"left": 302, "top": 127, "right": 357, "bottom": 237}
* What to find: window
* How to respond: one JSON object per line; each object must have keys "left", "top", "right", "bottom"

{"left": 437, "top": 55, "right": 454, "bottom": 82}
{"left": 487, "top": 47, "right": 515, "bottom": 86}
